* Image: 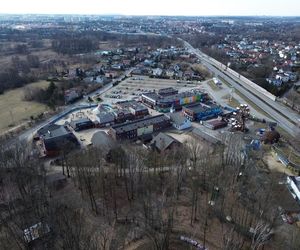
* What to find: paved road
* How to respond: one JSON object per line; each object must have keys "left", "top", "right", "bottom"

{"left": 18, "top": 68, "right": 135, "bottom": 143}
{"left": 181, "top": 39, "right": 300, "bottom": 137}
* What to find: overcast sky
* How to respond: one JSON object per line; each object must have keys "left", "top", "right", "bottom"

{"left": 1, "top": 0, "right": 300, "bottom": 16}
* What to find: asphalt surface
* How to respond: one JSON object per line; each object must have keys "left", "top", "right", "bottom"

{"left": 181, "top": 39, "right": 300, "bottom": 137}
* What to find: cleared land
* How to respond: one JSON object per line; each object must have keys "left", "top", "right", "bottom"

{"left": 0, "top": 81, "right": 49, "bottom": 134}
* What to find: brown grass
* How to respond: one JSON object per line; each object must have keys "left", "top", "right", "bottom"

{"left": 0, "top": 81, "right": 49, "bottom": 134}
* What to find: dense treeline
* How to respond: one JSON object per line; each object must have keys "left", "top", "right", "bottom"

{"left": 51, "top": 36, "right": 98, "bottom": 55}
{"left": 1, "top": 135, "right": 300, "bottom": 249}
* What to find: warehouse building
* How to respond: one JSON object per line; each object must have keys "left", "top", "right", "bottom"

{"left": 69, "top": 117, "right": 95, "bottom": 131}
{"left": 109, "top": 114, "right": 171, "bottom": 140}
{"left": 40, "top": 125, "right": 79, "bottom": 156}
{"left": 183, "top": 103, "right": 222, "bottom": 121}
{"left": 203, "top": 119, "right": 228, "bottom": 130}
{"left": 115, "top": 100, "right": 149, "bottom": 119}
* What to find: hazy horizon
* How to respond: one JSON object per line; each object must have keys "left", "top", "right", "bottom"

{"left": 1, "top": 0, "right": 300, "bottom": 17}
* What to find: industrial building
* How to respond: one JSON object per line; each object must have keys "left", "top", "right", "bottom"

{"left": 109, "top": 114, "right": 171, "bottom": 140}
{"left": 115, "top": 100, "right": 149, "bottom": 119}
{"left": 182, "top": 103, "right": 222, "bottom": 121}
{"left": 39, "top": 125, "right": 79, "bottom": 156}
{"left": 69, "top": 118, "right": 95, "bottom": 131}
{"left": 95, "top": 100, "right": 149, "bottom": 127}
{"left": 141, "top": 88, "right": 207, "bottom": 112}
{"left": 203, "top": 119, "right": 227, "bottom": 130}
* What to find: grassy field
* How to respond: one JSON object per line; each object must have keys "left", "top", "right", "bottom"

{"left": 0, "top": 80, "right": 49, "bottom": 134}
{"left": 207, "top": 79, "right": 220, "bottom": 91}
{"left": 222, "top": 94, "right": 240, "bottom": 108}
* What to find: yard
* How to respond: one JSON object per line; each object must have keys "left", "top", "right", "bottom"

{"left": 0, "top": 80, "right": 49, "bottom": 134}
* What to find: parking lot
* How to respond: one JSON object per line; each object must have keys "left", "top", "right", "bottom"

{"left": 100, "top": 76, "right": 201, "bottom": 104}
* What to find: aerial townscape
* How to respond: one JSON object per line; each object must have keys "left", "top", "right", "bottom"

{"left": 1, "top": 1, "right": 300, "bottom": 249}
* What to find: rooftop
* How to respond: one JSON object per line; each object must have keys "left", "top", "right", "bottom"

{"left": 151, "top": 132, "right": 179, "bottom": 151}
{"left": 183, "top": 103, "right": 220, "bottom": 113}
{"left": 111, "top": 114, "right": 170, "bottom": 134}
{"left": 116, "top": 100, "right": 148, "bottom": 112}
{"left": 169, "top": 112, "right": 188, "bottom": 125}
{"left": 42, "top": 125, "right": 72, "bottom": 140}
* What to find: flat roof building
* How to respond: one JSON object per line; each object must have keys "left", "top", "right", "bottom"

{"left": 40, "top": 125, "right": 79, "bottom": 157}
{"left": 116, "top": 100, "right": 149, "bottom": 118}
{"left": 141, "top": 90, "right": 207, "bottom": 112}
{"left": 69, "top": 117, "right": 95, "bottom": 131}
{"left": 109, "top": 114, "right": 171, "bottom": 140}
{"left": 183, "top": 103, "right": 222, "bottom": 121}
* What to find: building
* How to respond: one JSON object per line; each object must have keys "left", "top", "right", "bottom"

{"left": 95, "top": 112, "right": 115, "bottom": 127}
{"left": 203, "top": 119, "right": 227, "bottom": 130}
{"left": 69, "top": 118, "right": 94, "bottom": 131}
{"left": 109, "top": 114, "right": 171, "bottom": 140}
{"left": 192, "top": 128, "right": 222, "bottom": 144}
{"left": 183, "top": 103, "right": 222, "bottom": 121}
{"left": 168, "top": 112, "right": 192, "bottom": 130}
{"left": 141, "top": 89, "right": 206, "bottom": 112}
{"left": 113, "top": 109, "right": 134, "bottom": 123}
{"left": 64, "top": 88, "right": 82, "bottom": 104}
{"left": 115, "top": 100, "right": 149, "bottom": 119}
{"left": 152, "top": 68, "right": 163, "bottom": 77}
{"left": 150, "top": 132, "right": 180, "bottom": 152}
{"left": 40, "top": 125, "right": 79, "bottom": 156}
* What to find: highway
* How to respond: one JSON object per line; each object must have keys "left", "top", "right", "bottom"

{"left": 181, "top": 39, "right": 300, "bottom": 137}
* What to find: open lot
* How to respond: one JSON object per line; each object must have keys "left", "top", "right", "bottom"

{"left": 100, "top": 76, "right": 200, "bottom": 104}
{"left": 0, "top": 80, "right": 49, "bottom": 134}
